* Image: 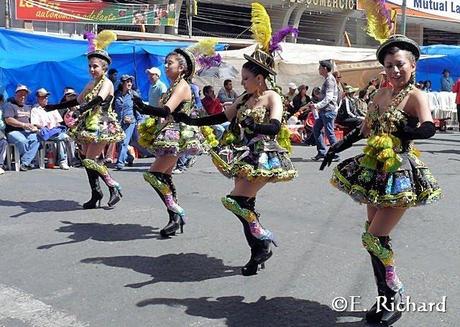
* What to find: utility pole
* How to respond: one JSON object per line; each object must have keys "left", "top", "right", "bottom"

{"left": 186, "top": 0, "right": 193, "bottom": 38}
{"left": 401, "top": 0, "right": 407, "bottom": 35}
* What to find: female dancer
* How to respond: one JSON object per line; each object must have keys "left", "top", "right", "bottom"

{"left": 175, "top": 38, "right": 297, "bottom": 278}
{"left": 133, "top": 48, "right": 202, "bottom": 237}
{"left": 321, "top": 35, "right": 442, "bottom": 325}
{"left": 46, "top": 31, "right": 124, "bottom": 209}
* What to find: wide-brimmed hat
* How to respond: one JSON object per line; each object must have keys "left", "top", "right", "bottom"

{"left": 120, "top": 74, "right": 135, "bottom": 82}
{"left": 87, "top": 49, "right": 112, "bottom": 65}
{"left": 63, "top": 87, "right": 77, "bottom": 96}
{"left": 15, "top": 84, "right": 30, "bottom": 93}
{"left": 288, "top": 82, "right": 297, "bottom": 89}
{"left": 36, "top": 88, "right": 50, "bottom": 97}
{"left": 376, "top": 34, "right": 420, "bottom": 65}
{"left": 243, "top": 48, "right": 276, "bottom": 76}
{"left": 173, "top": 48, "right": 196, "bottom": 80}
{"left": 344, "top": 85, "right": 359, "bottom": 94}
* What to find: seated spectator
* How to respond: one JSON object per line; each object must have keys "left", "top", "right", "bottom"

{"left": 290, "top": 84, "right": 311, "bottom": 120}
{"left": 217, "top": 79, "right": 238, "bottom": 104}
{"left": 3, "top": 84, "right": 40, "bottom": 171}
{"left": 355, "top": 88, "right": 368, "bottom": 117}
{"left": 423, "top": 80, "right": 432, "bottom": 92}
{"left": 284, "top": 82, "right": 297, "bottom": 105}
{"left": 441, "top": 69, "right": 454, "bottom": 92}
{"left": 336, "top": 85, "right": 364, "bottom": 130}
{"left": 0, "top": 95, "right": 7, "bottom": 174}
{"left": 202, "top": 85, "right": 230, "bottom": 140}
{"left": 311, "top": 86, "right": 322, "bottom": 103}
{"left": 31, "top": 88, "right": 70, "bottom": 170}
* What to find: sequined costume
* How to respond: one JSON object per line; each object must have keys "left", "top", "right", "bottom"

{"left": 138, "top": 99, "right": 204, "bottom": 157}
{"left": 211, "top": 95, "right": 297, "bottom": 183}
{"left": 331, "top": 85, "right": 442, "bottom": 207}
{"left": 69, "top": 77, "right": 124, "bottom": 144}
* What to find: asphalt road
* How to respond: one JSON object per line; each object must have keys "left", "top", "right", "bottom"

{"left": 0, "top": 133, "right": 459, "bottom": 327}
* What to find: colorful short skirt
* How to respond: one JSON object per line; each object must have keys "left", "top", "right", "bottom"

{"left": 331, "top": 151, "right": 442, "bottom": 207}
{"left": 70, "top": 110, "right": 124, "bottom": 144}
{"left": 211, "top": 138, "right": 297, "bottom": 183}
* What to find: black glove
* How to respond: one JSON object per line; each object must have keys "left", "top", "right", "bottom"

{"left": 241, "top": 117, "right": 281, "bottom": 136}
{"left": 132, "top": 96, "right": 171, "bottom": 118}
{"left": 45, "top": 98, "right": 79, "bottom": 111}
{"left": 172, "top": 111, "right": 228, "bottom": 126}
{"left": 320, "top": 127, "right": 363, "bottom": 170}
{"left": 100, "top": 95, "right": 113, "bottom": 112}
{"left": 394, "top": 121, "right": 436, "bottom": 140}
{"left": 78, "top": 95, "right": 104, "bottom": 114}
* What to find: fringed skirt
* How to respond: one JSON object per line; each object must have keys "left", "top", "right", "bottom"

{"left": 211, "top": 138, "right": 297, "bottom": 183}
{"left": 331, "top": 152, "right": 442, "bottom": 207}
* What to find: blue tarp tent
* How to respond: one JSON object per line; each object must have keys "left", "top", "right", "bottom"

{"left": 417, "top": 45, "right": 460, "bottom": 91}
{"left": 0, "top": 29, "right": 224, "bottom": 104}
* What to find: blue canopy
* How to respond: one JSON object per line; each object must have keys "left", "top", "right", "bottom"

{"left": 417, "top": 45, "right": 460, "bottom": 91}
{"left": 0, "top": 28, "right": 224, "bottom": 104}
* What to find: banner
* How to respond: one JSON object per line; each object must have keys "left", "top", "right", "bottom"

{"left": 358, "top": 0, "right": 460, "bottom": 23}
{"left": 15, "top": 0, "right": 177, "bottom": 26}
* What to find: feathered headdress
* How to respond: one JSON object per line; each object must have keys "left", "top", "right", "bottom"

{"left": 86, "top": 30, "right": 117, "bottom": 64}
{"left": 188, "top": 38, "right": 222, "bottom": 72}
{"left": 270, "top": 26, "right": 299, "bottom": 54}
{"left": 250, "top": 2, "right": 272, "bottom": 52}
{"left": 362, "top": 0, "right": 393, "bottom": 44}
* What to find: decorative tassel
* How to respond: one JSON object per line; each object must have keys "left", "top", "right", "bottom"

{"left": 361, "top": 0, "right": 392, "bottom": 43}
{"left": 95, "top": 30, "right": 117, "bottom": 51}
{"left": 250, "top": 2, "right": 272, "bottom": 52}
{"left": 269, "top": 26, "right": 298, "bottom": 53}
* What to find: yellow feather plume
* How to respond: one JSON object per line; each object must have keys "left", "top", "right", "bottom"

{"left": 188, "top": 38, "right": 218, "bottom": 56}
{"left": 250, "top": 2, "right": 271, "bottom": 52}
{"left": 95, "top": 30, "right": 117, "bottom": 51}
{"left": 362, "top": 0, "right": 392, "bottom": 44}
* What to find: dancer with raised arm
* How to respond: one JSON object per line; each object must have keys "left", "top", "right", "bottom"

{"left": 320, "top": 35, "right": 442, "bottom": 325}
{"left": 133, "top": 47, "right": 203, "bottom": 237}
{"left": 46, "top": 31, "right": 124, "bottom": 209}
{"left": 174, "top": 3, "right": 297, "bottom": 276}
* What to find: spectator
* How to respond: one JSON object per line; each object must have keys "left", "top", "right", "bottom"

{"left": 366, "top": 77, "right": 379, "bottom": 100}
{"left": 333, "top": 71, "right": 345, "bottom": 107}
{"left": 336, "top": 85, "right": 364, "bottom": 130}
{"left": 290, "top": 84, "right": 310, "bottom": 120}
{"left": 284, "top": 82, "right": 297, "bottom": 104}
{"left": 308, "top": 60, "right": 339, "bottom": 161}
{"left": 114, "top": 75, "right": 142, "bottom": 170}
{"left": 311, "top": 86, "right": 322, "bottom": 103}
{"left": 201, "top": 85, "right": 230, "bottom": 140}
{"left": 31, "top": 88, "right": 70, "bottom": 170}
{"left": 146, "top": 67, "right": 167, "bottom": 106}
{"left": 451, "top": 77, "right": 460, "bottom": 130}
{"left": 60, "top": 87, "right": 81, "bottom": 167}
{"left": 3, "top": 84, "right": 40, "bottom": 171}
{"left": 379, "top": 71, "right": 392, "bottom": 89}
{"left": 441, "top": 69, "right": 454, "bottom": 92}
{"left": 356, "top": 88, "right": 368, "bottom": 117}
{"left": 0, "top": 95, "right": 7, "bottom": 174}
{"left": 108, "top": 68, "right": 119, "bottom": 90}
{"left": 423, "top": 80, "right": 432, "bottom": 92}
{"left": 217, "top": 79, "right": 238, "bottom": 104}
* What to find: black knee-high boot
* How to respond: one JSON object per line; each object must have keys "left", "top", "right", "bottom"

{"left": 144, "top": 171, "right": 185, "bottom": 237}
{"left": 83, "top": 168, "right": 103, "bottom": 209}
{"left": 365, "top": 236, "right": 403, "bottom": 326}
{"left": 225, "top": 195, "right": 273, "bottom": 276}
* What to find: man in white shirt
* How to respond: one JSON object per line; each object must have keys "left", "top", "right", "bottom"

{"left": 146, "top": 67, "right": 167, "bottom": 106}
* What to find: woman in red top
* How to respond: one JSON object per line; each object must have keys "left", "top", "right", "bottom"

{"left": 451, "top": 78, "right": 460, "bottom": 129}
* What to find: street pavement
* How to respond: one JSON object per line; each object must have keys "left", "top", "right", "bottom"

{"left": 0, "top": 132, "right": 459, "bottom": 327}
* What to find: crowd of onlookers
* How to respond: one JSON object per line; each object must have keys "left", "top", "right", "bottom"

{"left": 2, "top": 64, "right": 458, "bottom": 176}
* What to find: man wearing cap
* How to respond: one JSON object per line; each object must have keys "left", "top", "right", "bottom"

{"left": 308, "top": 60, "right": 340, "bottom": 161}
{"left": 3, "top": 84, "right": 40, "bottom": 171}
{"left": 146, "top": 67, "right": 167, "bottom": 107}
{"left": 440, "top": 68, "right": 454, "bottom": 92}
{"left": 31, "top": 88, "right": 70, "bottom": 170}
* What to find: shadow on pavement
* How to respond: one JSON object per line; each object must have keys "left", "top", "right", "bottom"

{"left": 136, "top": 295, "right": 368, "bottom": 326}
{"left": 37, "top": 220, "right": 160, "bottom": 249}
{"left": 81, "top": 253, "right": 240, "bottom": 288}
{"left": 0, "top": 199, "right": 81, "bottom": 218}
